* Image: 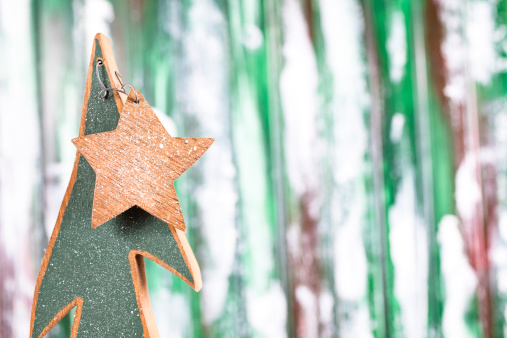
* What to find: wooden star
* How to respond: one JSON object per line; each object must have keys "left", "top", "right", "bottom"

{"left": 72, "top": 91, "right": 213, "bottom": 231}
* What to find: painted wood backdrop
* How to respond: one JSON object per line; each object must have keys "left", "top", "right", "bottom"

{"left": 0, "top": 0, "right": 506, "bottom": 337}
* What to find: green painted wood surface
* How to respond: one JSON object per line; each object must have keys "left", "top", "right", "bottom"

{"left": 34, "top": 158, "right": 193, "bottom": 337}
{"left": 33, "top": 43, "right": 195, "bottom": 337}
{"left": 2, "top": 0, "right": 507, "bottom": 337}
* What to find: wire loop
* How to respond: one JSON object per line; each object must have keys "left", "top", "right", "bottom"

{"left": 95, "top": 60, "right": 139, "bottom": 103}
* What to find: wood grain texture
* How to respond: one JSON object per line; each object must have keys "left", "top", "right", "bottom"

{"left": 30, "top": 33, "right": 206, "bottom": 338}
{"left": 72, "top": 90, "right": 213, "bottom": 230}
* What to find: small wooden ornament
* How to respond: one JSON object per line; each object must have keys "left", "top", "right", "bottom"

{"left": 72, "top": 90, "right": 213, "bottom": 231}
{"left": 30, "top": 34, "right": 211, "bottom": 337}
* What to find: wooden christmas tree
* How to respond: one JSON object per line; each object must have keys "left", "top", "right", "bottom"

{"left": 30, "top": 34, "right": 212, "bottom": 337}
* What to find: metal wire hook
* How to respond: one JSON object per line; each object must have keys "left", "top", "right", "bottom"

{"left": 120, "top": 83, "right": 138, "bottom": 104}
{"left": 95, "top": 59, "right": 139, "bottom": 104}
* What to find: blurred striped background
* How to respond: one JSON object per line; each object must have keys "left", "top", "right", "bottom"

{"left": 1, "top": 0, "right": 507, "bottom": 337}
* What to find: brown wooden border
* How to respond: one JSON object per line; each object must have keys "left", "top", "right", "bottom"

{"left": 30, "top": 33, "right": 202, "bottom": 338}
